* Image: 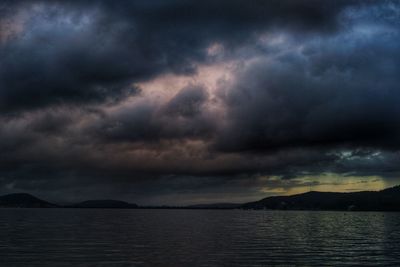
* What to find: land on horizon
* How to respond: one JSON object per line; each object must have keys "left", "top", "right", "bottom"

{"left": 1, "top": 185, "right": 399, "bottom": 211}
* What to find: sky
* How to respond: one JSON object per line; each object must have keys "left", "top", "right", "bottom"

{"left": 0, "top": 0, "right": 399, "bottom": 205}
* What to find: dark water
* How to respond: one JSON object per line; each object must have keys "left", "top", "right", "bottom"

{"left": 0, "top": 209, "right": 399, "bottom": 266}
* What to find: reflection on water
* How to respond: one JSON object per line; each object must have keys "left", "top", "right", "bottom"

{"left": 0, "top": 209, "right": 399, "bottom": 266}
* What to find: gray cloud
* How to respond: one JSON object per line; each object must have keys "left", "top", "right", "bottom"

{"left": 216, "top": 9, "right": 400, "bottom": 152}
{"left": 0, "top": 0, "right": 365, "bottom": 112}
{"left": 0, "top": 0, "right": 399, "bottom": 204}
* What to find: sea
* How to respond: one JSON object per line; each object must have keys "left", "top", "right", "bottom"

{"left": 0, "top": 209, "right": 399, "bottom": 266}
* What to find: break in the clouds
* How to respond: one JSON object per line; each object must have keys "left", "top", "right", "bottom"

{"left": 0, "top": 0, "right": 400, "bottom": 205}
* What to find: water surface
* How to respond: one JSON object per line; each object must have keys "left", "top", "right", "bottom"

{"left": 0, "top": 209, "right": 399, "bottom": 266}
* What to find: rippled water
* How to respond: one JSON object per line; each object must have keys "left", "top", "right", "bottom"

{"left": 0, "top": 209, "right": 399, "bottom": 266}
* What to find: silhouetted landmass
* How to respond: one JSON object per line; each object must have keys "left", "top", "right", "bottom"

{"left": 242, "top": 186, "right": 400, "bottom": 211}
{"left": 0, "top": 193, "right": 58, "bottom": 208}
{"left": 70, "top": 200, "right": 138, "bottom": 209}
{"left": 1, "top": 186, "right": 400, "bottom": 210}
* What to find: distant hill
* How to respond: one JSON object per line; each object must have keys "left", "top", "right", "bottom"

{"left": 0, "top": 194, "right": 138, "bottom": 209}
{"left": 242, "top": 186, "right": 400, "bottom": 211}
{"left": 70, "top": 200, "right": 138, "bottom": 209}
{"left": 0, "top": 193, "right": 58, "bottom": 208}
{"left": 1, "top": 186, "right": 399, "bottom": 211}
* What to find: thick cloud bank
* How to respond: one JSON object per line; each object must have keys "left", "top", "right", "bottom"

{"left": 0, "top": 0, "right": 399, "bottom": 204}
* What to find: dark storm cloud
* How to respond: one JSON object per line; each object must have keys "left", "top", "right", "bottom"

{"left": 0, "top": 0, "right": 365, "bottom": 112}
{"left": 0, "top": 0, "right": 399, "bottom": 203}
{"left": 216, "top": 12, "right": 400, "bottom": 152}
{"left": 164, "top": 85, "right": 208, "bottom": 118}
{"left": 0, "top": 5, "right": 138, "bottom": 112}
{"left": 91, "top": 84, "right": 215, "bottom": 143}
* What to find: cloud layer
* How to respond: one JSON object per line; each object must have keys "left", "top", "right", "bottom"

{"left": 0, "top": 0, "right": 399, "bottom": 204}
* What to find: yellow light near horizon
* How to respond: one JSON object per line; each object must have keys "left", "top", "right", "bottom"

{"left": 260, "top": 173, "right": 394, "bottom": 196}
